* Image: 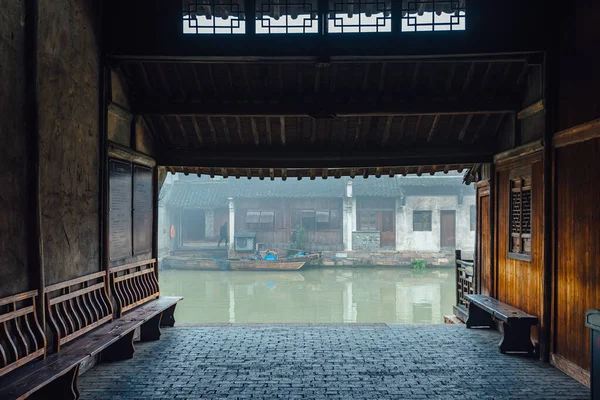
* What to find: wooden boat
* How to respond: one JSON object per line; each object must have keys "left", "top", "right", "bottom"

{"left": 165, "top": 256, "right": 221, "bottom": 270}
{"left": 228, "top": 260, "right": 306, "bottom": 271}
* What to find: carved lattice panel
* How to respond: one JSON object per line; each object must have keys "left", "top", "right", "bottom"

{"left": 401, "top": 0, "right": 465, "bottom": 32}
{"left": 256, "top": 0, "right": 319, "bottom": 34}
{"left": 183, "top": 0, "right": 246, "bottom": 34}
{"left": 328, "top": 0, "right": 392, "bottom": 33}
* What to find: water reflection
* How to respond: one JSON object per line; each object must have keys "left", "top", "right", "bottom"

{"left": 159, "top": 268, "right": 455, "bottom": 324}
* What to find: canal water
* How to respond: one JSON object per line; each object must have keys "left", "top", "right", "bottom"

{"left": 160, "top": 267, "right": 456, "bottom": 324}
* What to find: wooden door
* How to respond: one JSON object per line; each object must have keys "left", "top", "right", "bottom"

{"left": 440, "top": 211, "right": 456, "bottom": 248}
{"left": 183, "top": 209, "right": 205, "bottom": 243}
{"left": 476, "top": 184, "right": 492, "bottom": 296}
{"left": 379, "top": 210, "right": 395, "bottom": 247}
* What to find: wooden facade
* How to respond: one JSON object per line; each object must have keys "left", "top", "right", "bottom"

{"left": 235, "top": 198, "right": 343, "bottom": 250}
{"left": 553, "top": 137, "right": 600, "bottom": 377}
{"left": 493, "top": 153, "right": 545, "bottom": 347}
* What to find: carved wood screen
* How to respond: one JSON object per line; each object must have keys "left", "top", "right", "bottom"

{"left": 509, "top": 168, "right": 532, "bottom": 260}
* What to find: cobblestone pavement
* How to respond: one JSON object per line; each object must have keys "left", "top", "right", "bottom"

{"left": 80, "top": 325, "right": 589, "bottom": 400}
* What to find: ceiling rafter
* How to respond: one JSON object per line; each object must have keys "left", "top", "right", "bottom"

{"left": 427, "top": 115, "right": 440, "bottom": 143}
{"left": 174, "top": 116, "right": 189, "bottom": 146}
{"left": 265, "top": 117, "right": 273, "bottom": 145}
{"left": 461, "top": 62, "right": 476, "bottom": 93}
{"left": 235, "top": 116, "right": 244, "bottom": 144}
{"left": 250, "top": 117, "right": 260, "bottom": 146}
{"left": 160, "top": 116, "right": 175, "bottom": 144}
{"left": 220, "top": 117, "right": 232, "bottom": 144}
{"left": 279, "top": 116, "right": 286, "bottom": 145}
{"left": 206, "top": 116, "right": 219, "bottom": 145}
{"left": 191, "top": 116, "right": 204, "bottom": 146}
{"left": 458, "top": 114, "right": 474, "bottom": 142}
{"left": 470, "top": 114, "right": 490, "bottom": 144}
{"left": 380, "top": 116, "right": 394, "bottom": 147}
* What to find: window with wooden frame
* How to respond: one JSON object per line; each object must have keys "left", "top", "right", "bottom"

{"left": 509, "top": 168, "right": 532, "bottom": 261}
{"left": 246, "top": 210, "right": 275, "bottom": 230}
{"left": 358, "top": 210, "right": 377, "bottom": 230}
{"left": 470, "top": 205, "right": 476, "bottom": 231}
{"left": 413, "top": 210, "right": 432, "bottom": 231}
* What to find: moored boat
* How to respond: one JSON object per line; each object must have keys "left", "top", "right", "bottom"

{"left": 228, "top": 260, "right": 306, "bottom": 271}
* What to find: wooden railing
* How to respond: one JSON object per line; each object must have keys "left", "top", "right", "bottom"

{"left": 455, "top": 250, "right": 474, "bottom": 311}
{"left": 0, "top": 290, "right": 46, "bottom": 377}
{"left": 109, "top": 259, "right": 159, "bottom": 318}
{"left": 45, "top": 272, "right": 113, "bottom": 352}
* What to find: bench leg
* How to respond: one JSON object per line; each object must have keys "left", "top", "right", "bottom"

{"left": 100, "top": 330, "right": 135, "bottom": 362}
{"left": 31, "top": 363, "right": 80, "bottom": 400}
{"left": 466, "top": 303, "right": 495, "bottom": 329}
{"left": 140, "top": 313, "right": 162, "bottom": 342}
{"left": 160, "top": 304, "right": 177, "bottom": 327}
{"left": 499, "top": 322, "right": 535, "bottom": 356}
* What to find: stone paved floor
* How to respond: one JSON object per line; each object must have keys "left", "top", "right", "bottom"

{"left": 79, "top": 325, "right": 589, "bottom": 400}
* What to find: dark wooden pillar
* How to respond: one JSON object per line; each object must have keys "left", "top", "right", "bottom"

{"left": 25, "top": 0, "right": 45, "bottom": 331}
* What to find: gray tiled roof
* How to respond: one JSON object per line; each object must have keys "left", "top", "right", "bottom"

{"left": 164, "top": 173, "right": 466, "bottom": 208}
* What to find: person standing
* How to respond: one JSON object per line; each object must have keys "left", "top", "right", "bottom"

{"left": 218, "top": 221, "right": 228, "bottom": 247}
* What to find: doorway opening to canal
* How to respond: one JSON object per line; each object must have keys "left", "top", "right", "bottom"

{"left": 157, "top": 172, "right": 475, "bottom": 325}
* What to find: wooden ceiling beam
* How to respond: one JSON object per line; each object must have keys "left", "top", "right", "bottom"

{"left": 458, "top": 114, "right": 474, "bottom": 142}
{"left": 133, "top": 98, "right": 516, "bottom": 117}
{"left": 427, "top": 115, "right": 440, "bottom": 142}
{"left": 191, "top": 116, "right": 204, "bottom": 146}
{"left": 220, "top": 117, "right": 232, "bottom": 144}
{"left": 279, "top": 116, "right": 286, "bottom": 145}
{"left": 235, "top": 116, "right": 244, "bottom": 144}
{"left": 250, "top": 117, "right": 260, "bottom": 146}
{"left": 206, "top": 116, "right": 218, "bottom": 145}
{"left": 380, "top": 116, "right": 394, "bottom": 147}
{"left": 157, "top": 144, "right": 494, "bottom": 169}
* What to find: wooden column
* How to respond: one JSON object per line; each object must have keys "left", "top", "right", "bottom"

{"left": 24, "top": 0, "right": 45, "bottom": 331}
{"left": 541, "top": 49, "right": 558, "bottom": 363}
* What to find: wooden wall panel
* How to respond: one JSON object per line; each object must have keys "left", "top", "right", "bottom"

{"left": 554, "top": 138, "right": 600, "bottom": 371}
{"left": 495, "top": 158, "right": 544, "bottom": 343}
{"left": 38, "top": 0, "right": 103, "bottom": 284}
{"left": 0, "top": 0, "right": 30, "bottom": 297}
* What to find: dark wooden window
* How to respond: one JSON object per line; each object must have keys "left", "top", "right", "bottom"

{"left": 413, "top": 210, "right": 432, "bottom": 231}
{"left": 400, "top": 0, "right": 466, "bottom": 32}
{"left": 509, "top": 174, "right": 532, "bottom": 260}
{"left": 182, "top": 0, "right": 246, "bottom": 34}
{"left": 358, "top": 210, "right": 377, "bottom": 230}
{"left": 293, "top": 209, "right": 340, "bottom": 230}
{"left": 470, "top": 205, "right": 476, "bottom": 231}
{"left": 246, "top": 210, "right": 275, "bottom": 230}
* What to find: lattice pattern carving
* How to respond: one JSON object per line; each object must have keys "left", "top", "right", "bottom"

{"left": 509, "top": 177, "right": 532, "bottom": 257}
{"left": 110, "top": 260, "right": 160, "bottom": 318}
{"left": 46, "top": 272, "right": 113, "bottom": 352}
{"left": 401, "top": 0, "right": 465, "bottom": 32}
{"left": 0, "top": 291, "right": 46, "bottom": 377}
{"left": 256, "top": 0, "right": 319, "bottom": 33}
{"left": 328, "top": 0, "right": 392, "bottom": 33}
{"left": 183, "top": 0, "right": 246, "bottom": 34}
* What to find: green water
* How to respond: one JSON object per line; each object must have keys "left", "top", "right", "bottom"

{"left": 159, "top": 267, "right": 456, "bottom": 324}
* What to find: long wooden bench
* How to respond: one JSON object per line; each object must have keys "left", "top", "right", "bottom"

{"left": 0, "top": 261, "right": 182, "bottom": 399}
{"left": 0, "top": 290, "right": 46, "bottom": 378}
{"left": 465, "top": 294, "right": 538, "bottom": 356}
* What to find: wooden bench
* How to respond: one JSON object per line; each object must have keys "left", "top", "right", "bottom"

{"left": 0, "top": 290, "right": 46, "bottom": 378}
{"left": 0, "top": 263, "right": 182, "bottom": 399}
{"left": 465, "top": 294, "right": 539, "bottom": 355}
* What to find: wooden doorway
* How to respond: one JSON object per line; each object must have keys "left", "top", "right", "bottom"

{"left": 182, "top": 209, "right": 206, "bottom": 243}
{"left": 440, "top": 210, "right": 456, "bottom": 249}
{"left": 380, "top": 210, "right": 395, "bottom": 247}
